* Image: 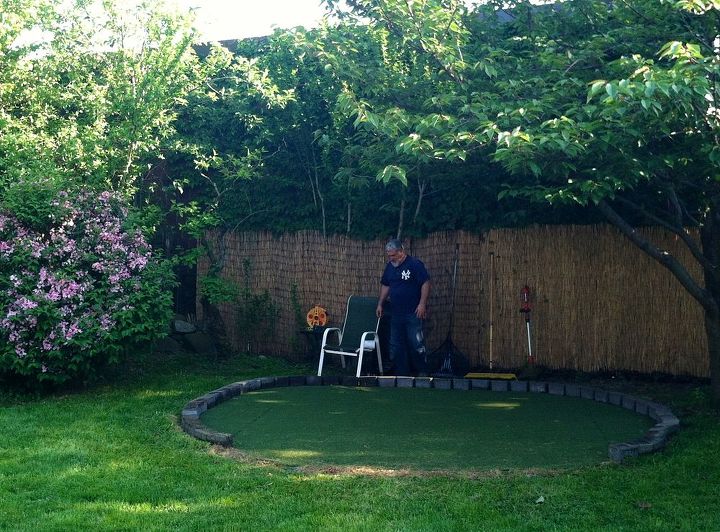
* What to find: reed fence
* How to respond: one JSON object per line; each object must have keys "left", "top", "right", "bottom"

{"left": 197, "top": 226, "right": 708, "bottom": 377}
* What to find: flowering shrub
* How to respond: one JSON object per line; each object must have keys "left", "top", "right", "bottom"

{"left": 0, "top": 189, "right": 173, "bottom": 386}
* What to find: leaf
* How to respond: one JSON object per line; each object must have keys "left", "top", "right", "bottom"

{"left": 605, "top": 83, "right": 618, "bottom": 99}
{"left": 644, "top": 81, "right": 656, "bottom": 98}
{"left": 588, "top": 80, "right": 606, "bottom": 99}
{"left": 686, "top": 43, "right": 702, "bottom": 59}
{"left": 528, "top": 162, "right": 542, "bottom": 176}
{"left": 377, "top": 165, "right": 407, "bottom": 186}
{"left": 659, "top": 41, "right": 683, "bottom": 59}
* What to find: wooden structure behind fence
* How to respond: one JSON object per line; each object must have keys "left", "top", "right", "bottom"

{"left": 198, "top": 226, "right": 708, "bottom": 377}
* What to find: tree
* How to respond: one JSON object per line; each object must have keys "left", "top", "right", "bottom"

{"left": 494, "top": 0, "right": 720, "bottom": 405}
{"left": 0, "top": 0, "right": 199, "bottom": 198}
{"left": 327, "top": 0, "right": 720, "bottom": 405}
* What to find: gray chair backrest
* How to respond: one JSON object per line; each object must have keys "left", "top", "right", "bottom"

{"left": 338, "top": 296, "right": 379, "bottom": 350}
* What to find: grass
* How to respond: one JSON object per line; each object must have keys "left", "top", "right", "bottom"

{"left": 0, "top": 350, "right": 718, "bottom": 531}
{"left": 202, "top": 386, "right": 653, "bottom": 470}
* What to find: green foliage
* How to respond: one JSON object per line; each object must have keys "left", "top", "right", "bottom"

{"left": 0, "top": 189, "right": 174, "bottom": 388}
{"left": 289, "top": 281, "right": 307, "bottom": 331}
{"left": 0, "top": 177, "right": 69, "bottom": 232}
{"left": 236, "top": 259, "right": 279, "bottom": 354}
{"left": 169, "top": 21, "right": 565, "bottom": 239}
{"left": 288, "top": 281, "right": 307, "bottom": 353}
{"left": 198, "top": 275, "right": 239, "bottom": 305}
{"left": 125, "top": 204, "right": 165, "bottom": 238}
{"left": 0, "top": 0, "right": 198, "bottom": 198}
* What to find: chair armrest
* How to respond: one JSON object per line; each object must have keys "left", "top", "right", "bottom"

{"left": 359, "top": 331, "right": 378, "bottom": 351}
{"left": 321, "top": 327, "right": 341, "bottom": 347}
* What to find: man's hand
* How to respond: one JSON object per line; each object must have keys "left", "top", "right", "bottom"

{"left": 415, "top": 302, "right": 427, "bottom": 320}
{"left": 376, "top": 305, "right": 383, "bottom": 318}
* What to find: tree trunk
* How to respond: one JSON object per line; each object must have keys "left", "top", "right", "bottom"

{"left": 598, "top": 199, "right": 720, "bottom": 407}
{"left": 346, "top": 201, "right": 352, "bottom": 235}
{"left": 700, "top": 215, "right": 720, "bottom": 408}
{"left": 396, "top": 197, "right": 405, "bottom": 239}
{"left": 310, "top": 146, "right": 326, "bottom": 238}
{"left": 412, "top": 179, "right": 426, "bottom": 228}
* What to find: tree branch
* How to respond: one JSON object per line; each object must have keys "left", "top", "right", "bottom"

{"left": 613, "top": 195, "right": 714, "bottom": 273}
{"left": 597, "top": 199, "right": 713, "bottom": 311}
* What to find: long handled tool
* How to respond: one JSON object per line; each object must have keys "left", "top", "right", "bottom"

{"left": 465, "top": 252, "right": 518, "bottom": 380}
{"left": 520, "top": 285, "right": 535, "bottom": 365}
{"left": 429, "top": 243, "right": 469, "bottom": 377}
{"left": 488, "top": 251, "right": 495, "bottom": 370}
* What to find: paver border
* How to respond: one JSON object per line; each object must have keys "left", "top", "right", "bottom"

{"left": 180, "top": 376, "right": 680, "bottom": 464}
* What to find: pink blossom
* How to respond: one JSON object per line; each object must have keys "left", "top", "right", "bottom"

{"left": 0, "top": 189, "right": 167, "bottom": 383}
{"left": 61, "top": 280, "right": 82, "bottom": 299}
{"left": 16, "top": 297, "right": 37, "bottom": 310}
{"left": 47, "top": 288, "right": 61, "bottom": 301}
{"left": 62, "top": 240, "right": 76, "bottom": 254}
{"left": 129, "top": 253, "right": 148, "bottom": 270}
{"left": 99, "top": 314, "right": 114, "bottom": 331}
{"left": 30, "top": 240, "right": 45, "bottom": 258}
{"left": 63, "top": 322, "right": 82, "bottom": 340}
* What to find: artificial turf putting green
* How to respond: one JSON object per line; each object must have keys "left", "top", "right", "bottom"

{"left": 200, "top": 385, "right": 654, "bottom": 471}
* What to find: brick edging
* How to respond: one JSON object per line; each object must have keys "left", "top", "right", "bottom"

{"left": 179, "top": 376, "right": 680, "bottom": 464}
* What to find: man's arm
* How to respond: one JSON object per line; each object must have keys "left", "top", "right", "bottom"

{"left": 377, "top": 284, "right": 389, "bottom": 317}
{"left": 416, "top": 280, "right": 430, "bottom": 319}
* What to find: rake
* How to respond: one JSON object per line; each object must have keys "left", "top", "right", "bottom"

{"left": 429, "top": 243, "right": 469, "bottom": 377}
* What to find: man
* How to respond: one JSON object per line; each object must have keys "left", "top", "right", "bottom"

{"left": 376, "top": 239, "right": 430, "bottom": 376}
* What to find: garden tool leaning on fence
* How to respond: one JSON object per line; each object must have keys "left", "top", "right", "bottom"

{"left": 429, "top": 243, "right": 469, "bottom": 377}
{"left": 520, "top": 285, "right": 535, "bottom": 366}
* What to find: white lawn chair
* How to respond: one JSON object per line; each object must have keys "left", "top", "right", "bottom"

{"left": 317, "top": 295, "right": 383, "bottom": 377}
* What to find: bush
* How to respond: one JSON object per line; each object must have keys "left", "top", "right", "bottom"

{"left": 0, "top": 189, "right": 174, "bottom": 387}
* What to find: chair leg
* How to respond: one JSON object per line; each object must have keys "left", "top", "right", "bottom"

{"left": 317, "top": 350, "right": 325, "bottom": 376}
{"left": 376, "top": 343, "right": 383, "bottom": 376}
{"left": 356, "top": 351, "right": 364, "bottom": 378}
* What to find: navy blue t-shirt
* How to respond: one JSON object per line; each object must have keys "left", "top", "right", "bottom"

{"left": 381, "top": 255, "right": 430, "bottom": 315}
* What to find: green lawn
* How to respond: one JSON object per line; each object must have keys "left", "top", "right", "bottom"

{"left": 202, "top": 386, "right": 653, "bottom": 471}
{"left": 1, "top": 350, "right": 719, "bottom": 531}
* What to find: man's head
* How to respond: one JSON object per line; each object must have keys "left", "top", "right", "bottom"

{"left": 385, "top": 238, "right": 406, "bottom": 264}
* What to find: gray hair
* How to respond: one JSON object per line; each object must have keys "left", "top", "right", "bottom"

{"left": 385, "top": 239, "right": 404, "bottom": 252}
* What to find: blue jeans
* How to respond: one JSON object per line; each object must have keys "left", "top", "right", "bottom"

{"left": 389, "top": 313, "right": 428, "bottom": 376}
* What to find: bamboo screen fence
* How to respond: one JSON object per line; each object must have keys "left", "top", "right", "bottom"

{"left": 197, "top": 226, "right": 709, "bottom": 377}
